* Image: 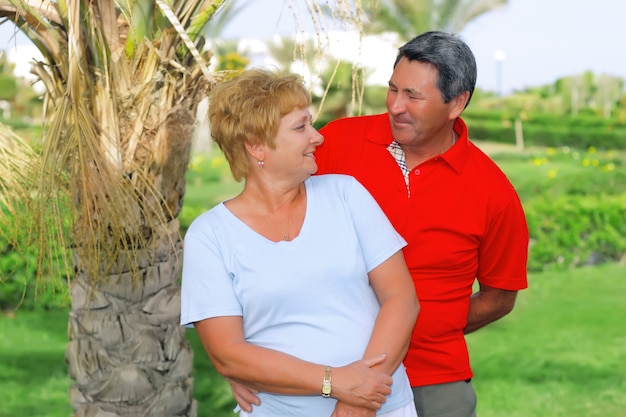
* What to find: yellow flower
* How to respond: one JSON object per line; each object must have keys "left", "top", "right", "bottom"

{"left": 189, "top": 155, "right": 204, "bottom": 171}
{"left": 602, "top": 163, "right": 615, "bottom": 172}
{"left": 547, "top": 169, "right": 558, "bottom": 179}
{"left": 210, "top": 156, "right": 224, "bottom": 168}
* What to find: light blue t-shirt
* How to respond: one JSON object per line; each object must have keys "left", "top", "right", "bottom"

{"left": 181, "top": 174, "right": 413, "bottom": 416}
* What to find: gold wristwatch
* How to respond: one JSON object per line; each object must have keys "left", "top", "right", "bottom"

{"left": 321, "top": 366, "right": 332, "bottom": 398}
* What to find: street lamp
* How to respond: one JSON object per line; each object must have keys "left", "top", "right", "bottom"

{"left": 493, "top": 49, "right": 506, "bottom": 106}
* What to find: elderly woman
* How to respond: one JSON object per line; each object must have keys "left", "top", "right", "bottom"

{"left": 180, "top": 69, "right": 419, "bottom": 417}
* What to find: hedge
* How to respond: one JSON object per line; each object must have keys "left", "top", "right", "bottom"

{"left": 463, "top": 110, "right": 626, "bottom": 150}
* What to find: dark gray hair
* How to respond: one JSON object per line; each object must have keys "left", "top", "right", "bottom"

{"left": 394, "top": 31, "right": 477, "bottom": 107}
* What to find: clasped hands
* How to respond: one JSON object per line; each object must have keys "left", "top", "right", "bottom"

{"left": 230, "top": 354, "right": 391, "bottom": 417}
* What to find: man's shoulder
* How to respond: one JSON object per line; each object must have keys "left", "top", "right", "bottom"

{"left": 467, "top": 142, "right": 510, "bottom": 175}
{"left": 319, "top": 114, "right": 391, "bottom": 148}
{"left": 465, "top": 141, "right": 521, "bottom": 197}
{"left": 321, "top": 113, "right": 388, "bottom": 131}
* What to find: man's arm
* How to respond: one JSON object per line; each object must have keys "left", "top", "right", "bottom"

{"left": 229, "top": 379, "right": 260, "bottom": 413}
{"left": 464, "top": 283, "right": 518, "bottom": 334}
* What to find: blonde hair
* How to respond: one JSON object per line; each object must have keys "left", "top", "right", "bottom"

{"left": 208, "top": 68, "right": 311, "bottom": 181}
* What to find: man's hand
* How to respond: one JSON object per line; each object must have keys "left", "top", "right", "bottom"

{"left": 228, "top": 379, "right": 260, "bottom": 413}
{"left": 331, "top": 401, "right": 377, "bottom": 417}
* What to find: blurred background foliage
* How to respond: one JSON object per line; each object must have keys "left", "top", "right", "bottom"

{"left": 0, "top": 1, "right": 624, "bottom": 416}
{"left": 0, "top": 0, "right": 624, "bottom": 311}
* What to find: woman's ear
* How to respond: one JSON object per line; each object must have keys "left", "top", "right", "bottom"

{"left": 244, "top": 141, "right": 265, "bottom": 163}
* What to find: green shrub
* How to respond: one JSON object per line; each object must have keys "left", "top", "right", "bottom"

{"left": 0, "top": 74, "right": 18, "bottom": 100}
{"left": 464, "top": 109, "right": 626, "bottom": 150}
{"left": 0, "top": 234, "right": 70, "bottom": 311}
{"left": 524, "top": 194, "right": 626, "bottom": 272}
{"left": 181, "top": 151, "right": 242, "bottom": 233}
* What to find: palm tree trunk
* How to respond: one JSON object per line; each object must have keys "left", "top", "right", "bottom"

{"left": 66, "top": 220, "right": 196, "bottom": 417}
{"left": 64, "top": 97, "right": 201, "bottom": 416}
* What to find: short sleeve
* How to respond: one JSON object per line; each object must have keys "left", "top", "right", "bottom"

{"left": 180, "top": 212, "right": 243, "bottom": 327}
{"left": 344, "top": 176, "right": 407, "bottom": 272}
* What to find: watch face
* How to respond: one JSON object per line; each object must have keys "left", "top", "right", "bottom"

{"left": 322, "top": 366, "right": 332, "bottom": 396}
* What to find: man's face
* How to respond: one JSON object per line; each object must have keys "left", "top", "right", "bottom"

{"left": 386, "top": 57, "right": 458, "bottom": 147}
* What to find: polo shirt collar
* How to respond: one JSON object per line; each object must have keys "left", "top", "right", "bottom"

{"left": 364, "top": 113, "right": 395, "bottom": 146}
{"left": 368, "top": 113, "right": 471, "bottom": 175}
{"left": 442, "top": 117, "right": 470, "bottom": 174}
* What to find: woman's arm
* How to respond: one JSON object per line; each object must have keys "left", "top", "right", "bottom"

{"left": 363, "top": 250, "right": 420, "bottom": 374}
{"left": 227, "top": 251, "right": 419, "bottom": 416}
{"left": 194, "top": 316, "right": 393, "bottom": 410}
{"left": 332, "top": 250, "right": 419, "bottom": 417}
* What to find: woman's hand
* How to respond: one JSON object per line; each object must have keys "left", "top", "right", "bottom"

{"left": 331, "top": 354, "right": 392, "bottom": 410}
{"left": 227, "top": 354, "right": 391, "bottom": 412}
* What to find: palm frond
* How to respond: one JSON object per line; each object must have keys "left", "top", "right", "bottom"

{"left": 0, "top": 0, "right": 217, "bottom": 284}
{"left": 155, "top": 0, "right": 214, "bottom": 83}
{"left": 0, "top": 123, "right": 38, "bottom": 221}
{"left": 449, "top": 0, "right": 507, "bottom": 33}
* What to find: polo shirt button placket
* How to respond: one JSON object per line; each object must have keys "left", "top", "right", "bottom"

{"left": 414, "top": 169, "right": 421, "bottom": 176}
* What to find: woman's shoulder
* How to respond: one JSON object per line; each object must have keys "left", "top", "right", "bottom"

{"left": 309, "top": 175, "right": 370, "bottom": 203}
{"left": 309, "top": 173, "right": 362, "bottom": 192}
{"left": 311, "top": 173, "right": 358, "bottom": 185}
{"left": 185, "top": 202, "right": 228, "bottom": 236}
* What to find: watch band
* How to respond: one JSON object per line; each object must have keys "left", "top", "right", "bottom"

{"left": 321, "top": 366, "right": 332, "bottom": 398}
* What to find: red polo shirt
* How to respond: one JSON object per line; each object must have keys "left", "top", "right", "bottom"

{"left": 316, "top": 114, "right": 528, "bottom": 386}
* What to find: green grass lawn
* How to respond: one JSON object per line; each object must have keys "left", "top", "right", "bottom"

{"left": 1, "top": 262, "right": 625, "bottom": 417}
{"left": 467, "top": 262, "right": 626, "bottom": 417}
{"left": 0, "top": 310, "right": 72, "bottom": 417}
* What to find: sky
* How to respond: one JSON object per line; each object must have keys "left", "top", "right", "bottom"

{"left": 2, "top": 0, "right": 625, "bottom": 94}
{"left": 219, "top": 0, "right": 626, "bottom": 94}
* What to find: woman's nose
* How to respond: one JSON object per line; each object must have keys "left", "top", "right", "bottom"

{"left": 312, "top": 129, "right": 324, "bottom": 145}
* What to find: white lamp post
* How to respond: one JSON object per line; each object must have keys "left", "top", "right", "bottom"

{"left": 493, "top": 49, "right": 506, "bottom": 106}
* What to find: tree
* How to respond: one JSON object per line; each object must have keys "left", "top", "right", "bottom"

{"left": 0, "top": 1, "right": 365, "bottom": 416}
{"left": 362, "top": 0, "right": 509, "bottom": 40}
{"left": 592, "top": 74, "right": 623, "bottom": 119}
{"left": 0, "top": 1, "right": 221, "bottom": 416}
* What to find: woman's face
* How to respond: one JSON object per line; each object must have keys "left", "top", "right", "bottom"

{"left": 265, "top": 107, "right": 324, "bottom": 179}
